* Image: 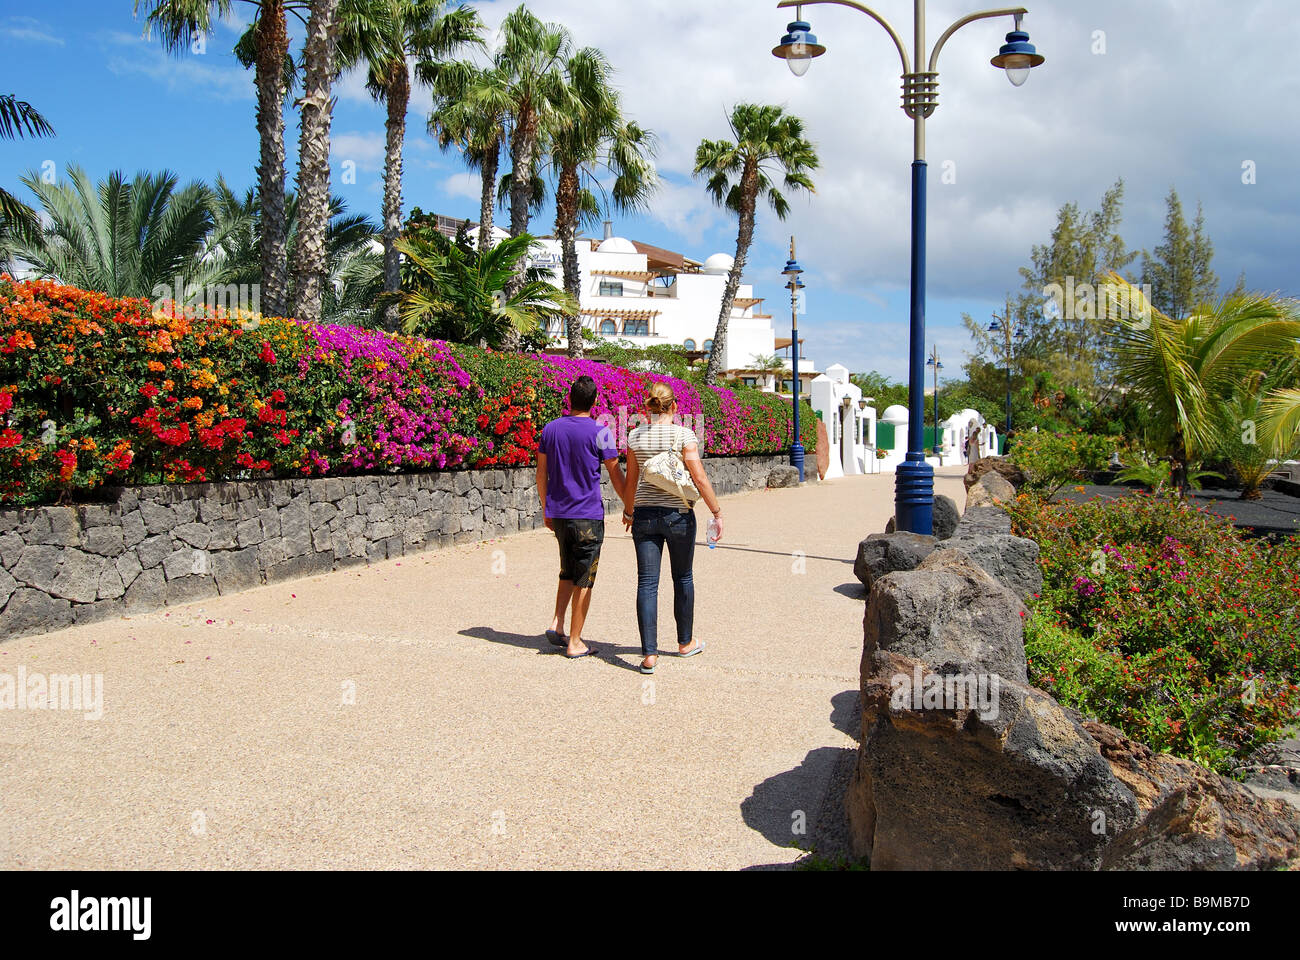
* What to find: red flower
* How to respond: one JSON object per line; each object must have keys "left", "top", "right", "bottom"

{"left": 0, "top": 392, "right": 10, "bottom": 415}
{"left": 140, "top": 383, "right": 160, "bottom": 398}
{"left": 259, "top": 342, "right": 277, "bottom": 364}
{"left": 0, "top": 428, "right": 23, "bottom": 449}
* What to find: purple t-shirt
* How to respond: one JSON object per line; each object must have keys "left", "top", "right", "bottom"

{"left": 539, "top": 416, "right": 618, "bottom": 520}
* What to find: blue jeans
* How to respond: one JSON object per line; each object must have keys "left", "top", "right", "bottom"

{"left": 632, "top": 506, "right": 696, "bottom": 657}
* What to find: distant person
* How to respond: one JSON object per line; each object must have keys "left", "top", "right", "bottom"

{"left": 622, "top": 382, "right": 723, "bottom": 675}
{"left": 965, "top": 419, "right": 981, "bottom": 475}
{"left": 537, "top": 376, "right": 624, "bottom": 659}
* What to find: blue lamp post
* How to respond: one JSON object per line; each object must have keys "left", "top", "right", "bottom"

{"left": 926, "top": 346, "right": 943, "bottom": 456}
{"left": 773, "top": 1, "right": 1045, "bottom": 534}
{"left": 783, "top": 238, "right": 807, "bottom": 481}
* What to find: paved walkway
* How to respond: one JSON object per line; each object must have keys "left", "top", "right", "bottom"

{"left": 0, "top": 467, "right": 968, "bottom": 870}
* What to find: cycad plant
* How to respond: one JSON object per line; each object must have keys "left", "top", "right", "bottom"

{"left": 694, "top": 103, "right": 818, "bottom": 384}
{"left": 10, "top": 165, "right": 222, "bottom": 299}
{"left": 391, "top": 229, "right": 574, "bottom": 347}
{"left": 1105, "top": 275, "right": 1300, "bottom": 494}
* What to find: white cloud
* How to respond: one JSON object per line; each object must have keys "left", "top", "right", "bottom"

{"left": 444, "top": 171, "right": 480, "bottom": 202}
{"left": 103, "top": 29, "right": 252, "bottom": 101}
{"left": 2, "top": 16, "right": 65, "bottom": 46}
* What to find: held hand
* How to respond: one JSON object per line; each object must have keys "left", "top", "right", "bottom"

{"left": 710, "top": 514, "right": 724, "bottom": 543}
{"left": 622, "top": 510, "right": 634, "bottom": 532}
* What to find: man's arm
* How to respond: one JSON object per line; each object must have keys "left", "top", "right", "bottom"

{"left": 604, "top": 458, "right": 625, "bottom": 502}
{"left": 536, "top": 452, "right": 552, "bottom": 530}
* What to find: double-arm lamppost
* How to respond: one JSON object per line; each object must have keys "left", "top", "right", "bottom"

{"left": 988, "top": 304, "right": 1026, "bottom": 439}
{"left": 926, "top": 344, "right": 943, "bottom": 455}
{"left": 783, "top": 238, "right": 807, "bottom": 481}
{"left": 773, "top": 1, "right": 1044, "bottom": 533}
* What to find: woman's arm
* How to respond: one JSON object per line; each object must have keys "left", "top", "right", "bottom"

{"left": 682, "top": 440, "right": 723, "bottom": 542}
{"left": 621, "top": 449, "right": 640, "bottom": 529}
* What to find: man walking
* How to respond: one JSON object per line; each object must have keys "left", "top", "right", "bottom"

{"left": 537, "top": 376, "right": 624, "bottom": 659}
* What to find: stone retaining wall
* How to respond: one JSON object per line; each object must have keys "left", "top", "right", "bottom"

{"left": 0, "top": 455, "right": 802, "bottom": 640}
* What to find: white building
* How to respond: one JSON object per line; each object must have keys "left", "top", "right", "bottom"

{"left": 438, "top": 216, "right": 815, "bottom": 387}
{"left": 810, "top": 364, "right": 871, "bottom": 478}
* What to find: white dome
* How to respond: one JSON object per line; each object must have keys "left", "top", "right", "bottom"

{"left": 597, "top": 236, "right": 637, "bottom": 254}
{"left": 881, "top": 405, "right": 910, "bottom": 424}
{"left": 702, "top": 253, "right": 734, "bottom": 275}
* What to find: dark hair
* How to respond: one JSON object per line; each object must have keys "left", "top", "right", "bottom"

{"left": 569, "top": 375, "right": 598, "bottom": 412}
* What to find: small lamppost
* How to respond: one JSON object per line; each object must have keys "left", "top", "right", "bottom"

{"left": 988, "top": 305, "right": 1027, "bottom": 439}
{"left": 783, "top": 238, "right": 807, "bottom": 481}
{"left": 926, "top": 345, "right": 943, "bottom": 456}
{"left": 772, "top": 1, "right": 1044, "bottom": 533}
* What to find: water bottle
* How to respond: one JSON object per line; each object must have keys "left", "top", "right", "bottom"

{"left": 706, "top": 517, "right": 720, "bottom": 549}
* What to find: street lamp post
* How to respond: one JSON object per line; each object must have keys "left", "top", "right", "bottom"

{"left": 772, "top": 0, "right": 1044, "bottom": 533}
{"left": 783, "top": 238, "right": 807, "bottom": 482}
{"left": 988, "top": 303, "right": 1026, "bottom": 441}
{"left": 926, "top": 345, "right": 943, "bottom": 456}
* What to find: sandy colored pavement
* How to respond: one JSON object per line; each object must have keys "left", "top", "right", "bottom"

{"left": 1, "top": 467, "right": 968, "bottom": 870}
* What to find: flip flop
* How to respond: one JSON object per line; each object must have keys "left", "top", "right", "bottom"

{"left": 545, "top": 629, "right": 568, "bottom": 647}
{"left": 564, "top": 643, "right": 598, "bottom": 659}
{"left": 678, "top": 641, "right": 706, "bottom": 658}
{"left": 640, "top": 660, "right": 657, "bottom": 675}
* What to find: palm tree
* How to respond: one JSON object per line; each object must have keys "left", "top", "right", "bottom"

{"left": 1106, "top": 275, "right": 1300, "bottom": 494}
{"left": 9, "top": 165, "right": 224, "bottom": 300}
{"left": 549, "top": 47, "right": 658, "bottom": 357}
{"left": 290, "top": 0, "right": 346, "bottom": 324}
{"left": 423, "top": 60, "right": 510, "bottom": 253}
{"left": 0, "top": 95, "right": 55, "bottom": 262}
{"left": 495, "top": 5, "right": 572, "bottom": 244}
{"left": 135, "top": 0, "right": 300, "bottom": 317}
{"left": 392, "top": 229, "right": 574, "bottom": 346}
{"left": 341, "top": 0, "right": 482, "bottom": 329}
{"left": 694, "top": 103, "right": 818, "bottom": 384}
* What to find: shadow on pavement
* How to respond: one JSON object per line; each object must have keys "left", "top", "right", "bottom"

{"left": 458, "top": 626, "right": 645, "bottom": 672}
{"left": 832, "top": 582, "right": 867, "bottom": 601}
{"left": 829, "top": 689, "right": 861, "bottom": 741}
{"left": 739, "top": 744, "right": 857, "bottom": 870}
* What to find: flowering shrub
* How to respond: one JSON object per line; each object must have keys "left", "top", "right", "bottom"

{"left": 1009, "top": 430, "right": 1118, "bottom": 495}
{"left": 0, "top": 277, "right": 814, "bottom": 504}
{"left": 1008, "top": 491, "right": 1300, "bottom": 774}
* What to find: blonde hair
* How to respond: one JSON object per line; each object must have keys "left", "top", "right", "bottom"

{"left": 646, "top": 382, "right": 676, "bottom": 415}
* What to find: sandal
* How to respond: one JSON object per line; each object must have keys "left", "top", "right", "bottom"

{"left": 564, "top": 643, "right": 598, "bottom": 660}
{"left": 678, "top": 641, "right": 706, "bottom": 658}
{"left": 545, "top": 629, "right": 568, "bottom": 647}
{"left": 640, "top": 659, "right": 657, "bottom": 675}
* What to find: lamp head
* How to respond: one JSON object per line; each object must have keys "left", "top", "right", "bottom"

{"left": 782, "top": 258, "right": 804, "bottom": 278}
{"left": 773, "top": 19, "right": 826, "bottom": 77}
{"left": 991, "top": 22, "right": 1044, "bottom": 87}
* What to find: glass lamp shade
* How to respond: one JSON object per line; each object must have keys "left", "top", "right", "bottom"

{"left": 788, "top": 48, "right": 813, "bottom": 76}
{"left": 1006, "top": 64, "right": 1031, "bottom": 87}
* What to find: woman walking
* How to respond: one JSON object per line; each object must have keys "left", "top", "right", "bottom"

{"left": 622, "top": 383, "right": 724, "bottom": 675}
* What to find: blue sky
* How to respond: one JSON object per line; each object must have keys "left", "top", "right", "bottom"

{"left": 2, "top": 0, "right": 1296, "bottom": 383}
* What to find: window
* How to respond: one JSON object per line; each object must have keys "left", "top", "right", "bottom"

{"left": 782, "top": 380, "right": 795, "bottom": 394}
{"left": 598, "top": 280, "right": 624, "bottom": 297}
{"left": 703, "top": 339, "right": 713, "bottom": 354}
{"left": 683, "top": 339, "right": 696, "bottom": 351}
{"left": 599, "top": 319, "right": 618, "bottom": 336}
{"left": 742, "top": 377, "right": 757, "bottom": 388}
{"left": 624, "top": 317, "right": 649, "bottom": 336}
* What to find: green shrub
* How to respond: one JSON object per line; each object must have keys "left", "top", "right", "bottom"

{"left": 1009, "top": 492, "right": 1300, "bottom": 774}
{"left": 1010, "top": 430, "right": 1118, "bottom": 496}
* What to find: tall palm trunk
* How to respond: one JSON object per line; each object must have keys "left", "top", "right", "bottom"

{"left": 381, "top": 58, "right": 409, "bottom": 331}
{"left": 507, "top": 110, "right": 538, "bottom": 240}
{"left": 555, "top": 164, "right": 582, "bottom": 357}
{"left": 477, "top": 135, "right": 499, "bottom": 253}
{"left": 255, "top": 0, "right": 290, "bottom": 317}
{"left": 291, "top": 0, "right": 341, "bottom": 325}
{"left": 705, "top": 159, "right": 758, "bottom": 385}
{"left": 501, "top": 111, "right": 538, "bottom": 350}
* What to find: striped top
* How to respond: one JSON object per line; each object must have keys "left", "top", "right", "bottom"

{"left": 628, "top": 422, "right": 700, "bottom": 510}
